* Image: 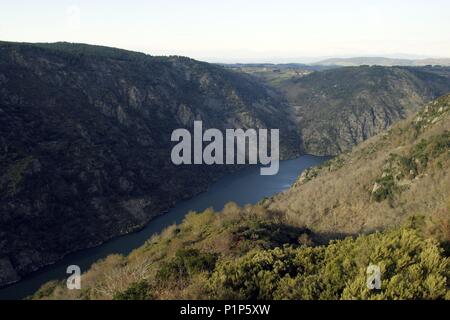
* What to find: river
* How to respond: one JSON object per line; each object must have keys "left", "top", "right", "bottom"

{"left": 0, "top": 155, "right": 329, "bottom": 300}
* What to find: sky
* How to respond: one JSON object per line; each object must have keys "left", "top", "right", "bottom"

{"left": 1, "top": 0, "right": 449, "bottom": 63}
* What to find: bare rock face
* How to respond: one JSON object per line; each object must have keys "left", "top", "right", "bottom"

{"left": 0, "top": 42, "right": 302, "bottom": 286}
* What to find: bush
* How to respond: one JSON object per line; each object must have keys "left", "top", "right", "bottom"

{"left": 411, "top": 131, "right": 450, "bottom": 168}
{"left": 208, "top": 228, "right": 449, "bottom": 300}
{"left": 372, "top": 174, "right": 398, "bottom": 202}
{"left": 113, "top": 281, "right": 153, "bottom": 300}
{"left": 157, "top": 249, "right": 217, "bottom": 281}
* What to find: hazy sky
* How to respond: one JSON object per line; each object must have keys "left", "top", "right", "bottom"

{"left": 1, "top": 0, "right": 449, "bottom": 62}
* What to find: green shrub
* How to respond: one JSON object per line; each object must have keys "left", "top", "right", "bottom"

{"left": 208, "top": 228, "right": 449, "bottom": 300}
{"left": 373, "top": 131, "right": 450, "bottom": 203}
{"left": 372, "top": 174, "right": 398, "bottom": 202}
{"left": 157, "top": 249, "right": 217, "bottom": 281}
{"left": 208, "top": 246, "right": 314, "bottom": 299}
{"left": 113, "top": 281, "right": 153, "bottom": 300}
{"left": 411, "top": 131, "right": 450, "bottom": 168}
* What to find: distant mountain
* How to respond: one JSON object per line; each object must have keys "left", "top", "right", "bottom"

{"left": 419, "top": 58, "right": 450, "bottom": 66}
{"left": 220, "top": 63, "right": 335, "bottom": 71}
{"left": 0, "top": 41, "right": 302, "bottom": 286}
{"left": 220, "top": 63, "right": 338, "bottom": 87}
{"left": 314, "top": 57, "right": 450, "bottom": 67}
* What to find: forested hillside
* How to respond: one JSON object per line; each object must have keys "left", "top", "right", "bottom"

{"left": 274, "top": 66, "right": 450, "bottom": 155}
{"left": 228, "top": 64, "right": 450, "bottom": 155}
{"left": 0, "top": 41, "right": 301, "bottom": 286}
{"left": 33, "top": 95, "right": 450, "bottom": 300}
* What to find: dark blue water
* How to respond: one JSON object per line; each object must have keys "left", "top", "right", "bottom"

{"left": 0, "top": 155, "right": 329, "bottom": 300}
